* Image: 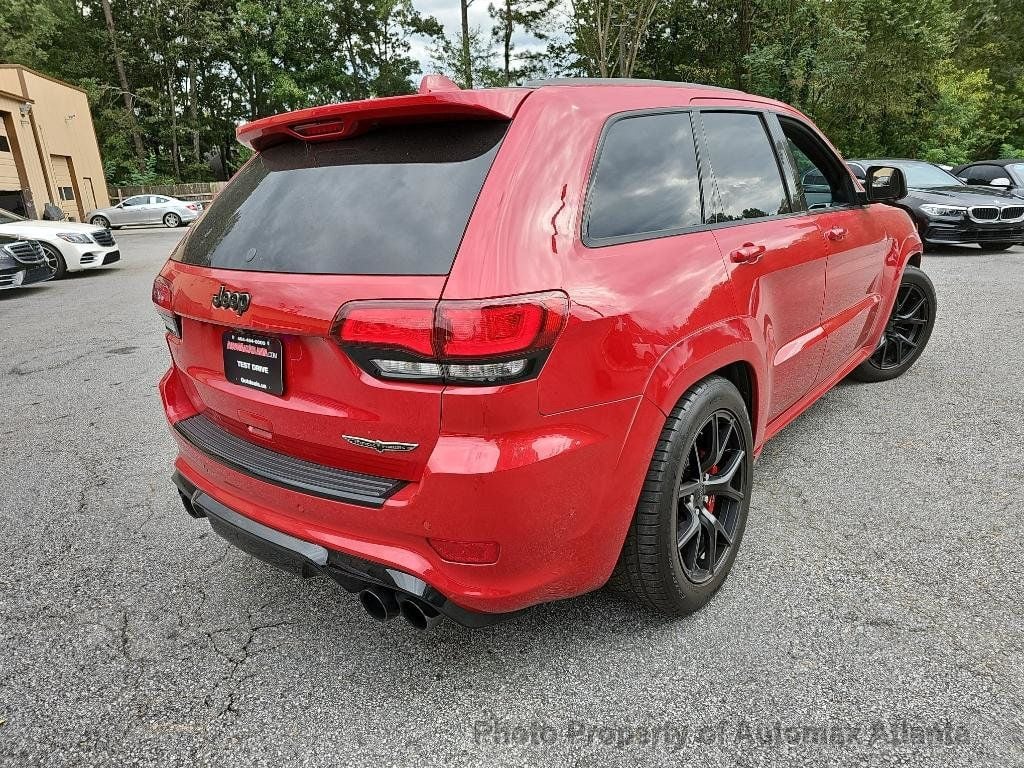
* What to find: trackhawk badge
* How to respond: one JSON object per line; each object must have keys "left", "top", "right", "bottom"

{"left": 343, "top": 435, "right": 419, "bottom": 453}
{"left": 212, "top": 285, "right": 251, "bottom": 316}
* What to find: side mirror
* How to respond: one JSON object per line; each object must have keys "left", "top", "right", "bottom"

{"left": 864, "top": 165, "right": 907, "bottom": 202}
{"left": 115, "top": 202, "right": 124, "bottom": 208}
{"left": 990, "top": 177, "right": 1012, "bottom": 188}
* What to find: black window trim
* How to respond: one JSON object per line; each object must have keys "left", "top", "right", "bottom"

{"left": 581, "top": 107, "right": 710, "bottom": 249}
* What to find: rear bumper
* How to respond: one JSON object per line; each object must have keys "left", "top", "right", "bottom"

{"left": 161, "top": 365, "right": 663, "bottom": 614}
{"left": 172, "top": 471, "right": 504, "bottom": 627}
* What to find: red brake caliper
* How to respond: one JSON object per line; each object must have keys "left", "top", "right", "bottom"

{"left": 706, "top": 465, "right": 718, "bottom": 513}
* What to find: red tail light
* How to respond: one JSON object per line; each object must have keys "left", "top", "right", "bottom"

{"left": 334, "top": 291, "right": 568, "bottom": 385}
{"left": 152, "top": 275, "right": 180, "bottom": 338}
{"left": 186, "top": 203, "right": 198, "bottom": 211}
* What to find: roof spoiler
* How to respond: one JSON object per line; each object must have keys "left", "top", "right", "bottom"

{"left": 237, "top": 76, "right": 528, "bottom": 150}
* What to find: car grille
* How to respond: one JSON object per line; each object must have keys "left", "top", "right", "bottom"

{"left": 173, "top": 413, "right": 406, "bottom": 507}
{"left": 92, "top": 229, "right": 116, "bottom": 247}
{"left": 973, "top": 226, "right": 1024, "bottom": 242}
{"left": 968, "top": 206, "right": 1000, "bottom": 222}
{"left": 1000, "top": 206, "right": 1024, "bottom": 222}
{"left": 2, "top": 240, "right": 45, "bottom": 266}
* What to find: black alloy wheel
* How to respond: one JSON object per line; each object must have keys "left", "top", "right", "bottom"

{"left": 871, "top": 282, "right": 930, "bottom": 370}
{"left": 676, "top": 410, "right": 745, "bottom": 584}
{"left": 850, "top": 265, "right": 936, "bottom": 383}
{"left": 608, "top": 375, "right": 754, "bottom": 615}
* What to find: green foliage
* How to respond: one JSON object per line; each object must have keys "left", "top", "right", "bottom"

{"left": 2, "top": 0, "right": 1019, "bottom": 186}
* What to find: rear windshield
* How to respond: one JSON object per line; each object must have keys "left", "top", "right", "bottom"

{"left": 174, "top": 121, "right": 508, "bottom": 275}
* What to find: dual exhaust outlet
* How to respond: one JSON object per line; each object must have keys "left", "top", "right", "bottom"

{"left": 358, "top": 586, "right": 443, "bottom": 630}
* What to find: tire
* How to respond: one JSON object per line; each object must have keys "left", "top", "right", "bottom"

{"left": 978, "top": 242, "right": 1015, "bottom": 251}
{"left": 163, "top": 212, "right": 181, "bottom": 228}
{"left": 849, "top": 265, "right": 936, "bottom": 383}
{"left": 40, "top": 243, "right": 67, "bottom": 280}
{"left": 90, "top": 215, "right": 110, "bottom": 229}
{"left": 608, "top": 375, "right": 754, "bottom": 615}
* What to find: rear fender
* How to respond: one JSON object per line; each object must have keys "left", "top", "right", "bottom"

{"left": 643, "top": 318, "right": 768, "bottom": 450}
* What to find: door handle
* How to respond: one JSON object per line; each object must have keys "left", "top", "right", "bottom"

{"left": 826, "top": 226, "right": 848, "bottom": 241}
{"left": 729, "top": 242, "right": 766, "bottom": 263}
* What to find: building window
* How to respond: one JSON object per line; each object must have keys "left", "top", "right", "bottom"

{"left": 0, "top": 135, "right": 11, "bottom": 153}
{"left": 59, "top": 186, "right": 75, "bottom": 201}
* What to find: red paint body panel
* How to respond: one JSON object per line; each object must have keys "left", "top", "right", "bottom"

{"left": 158, "top": 82, "right": 922, "bottom": 614}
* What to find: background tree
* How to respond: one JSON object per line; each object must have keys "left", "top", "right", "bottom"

{"left": 488, "top": 0, "right": 557, "bottom": 85}
{"left": 1, "top": 0, "right": 1021, "bottom": 188}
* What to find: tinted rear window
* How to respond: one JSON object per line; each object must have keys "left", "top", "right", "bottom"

{"left": 585, "top": 112, "right": 703, "bottom": 243}
{"left": 175, "top": 121, "right": 508, "bottom": 275}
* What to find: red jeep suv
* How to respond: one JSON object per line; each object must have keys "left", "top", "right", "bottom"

{"left": 155, "top": 77, "right": 935, "bottom": 629}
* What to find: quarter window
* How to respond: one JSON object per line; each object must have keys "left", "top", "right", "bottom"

{"left": 701, "top": 112, "right": 791, "bottom": 222}
{"left": 585, "top": 112, "right": 703, "bottom": 242}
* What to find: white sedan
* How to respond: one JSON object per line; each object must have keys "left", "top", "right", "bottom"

{"left": 0, "top": 208, "right": 120, "bottom": 279}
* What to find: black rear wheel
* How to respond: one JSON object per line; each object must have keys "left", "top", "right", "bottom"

{"left": 850, "top": 265, "right": 935, "bottom": 382}
{"left": 608, "top": 376, "right": 753, "bottom": 615}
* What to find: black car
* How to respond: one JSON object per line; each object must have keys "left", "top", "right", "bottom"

{"left": 952, "top": 158, "right": 1024, "bottom": 199}
{"left": 0, "top": 235, "right": 53, "bottom": 291}
{"left": 848, "top": 159, "right": 1024, "bottom": 251}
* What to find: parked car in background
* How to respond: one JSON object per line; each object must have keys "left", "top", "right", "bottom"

{"left": 155, "top": 77, "right": 934, "bottom": 629}
{"left": 848, "top": 158, "right": 1024, "bottom": 251}
{"left": 0, "top": 234, "right": 53, "bottom": 290}
{"left": 87, "top": 195, "right": 202, "bottom": 230}
{"left": 953, "top": 159, "right": 1024, "bottom": 199}
{"left": 0, "top": 207, "right": 120, "bottom": 279}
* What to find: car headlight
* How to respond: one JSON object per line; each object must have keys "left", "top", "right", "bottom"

{"left": 920, "top": 204, "right": 967, "bottom": 218}
{"left": 57, "top": 233, "right": 93, "bottom": 244}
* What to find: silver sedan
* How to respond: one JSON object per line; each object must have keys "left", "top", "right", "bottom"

{"left": 86, "top": 195, "right": 202, "bottom": 229}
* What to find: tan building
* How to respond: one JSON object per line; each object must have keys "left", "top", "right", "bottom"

{"left": 0, "top": 64, "right": 109, "bottom": 221}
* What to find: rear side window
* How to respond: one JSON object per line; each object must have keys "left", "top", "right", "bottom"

{"left": 585, "top": 112, "right": 703, "bottom": 243}
{"left": 175, "top": 121, "right": 508, "bottom": 275}
{"left": 701, "top": 112, "right": 791, "bottom": 222}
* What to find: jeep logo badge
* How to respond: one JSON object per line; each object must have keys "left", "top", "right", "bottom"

{"left": 212, "top": 285, "right": 251, "bottom": 316}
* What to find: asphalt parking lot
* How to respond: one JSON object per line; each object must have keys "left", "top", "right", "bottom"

{"left": 1, "top": 229, "right": 1022, "bottom": 767}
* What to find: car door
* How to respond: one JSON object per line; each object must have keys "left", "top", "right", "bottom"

{"left": 116, "top": 195, "right": 147, "bottom": 225}
{"left": 696, "top": 110, "right": 826, "bottom": 422}
{"left": 138, "top": 195, "right": 161, "bottom": 224}
{"left": 149, "top": 196, "right": 171, "bottom": 223}
{"left": 770, "top": 114, "right": 890, "bottom": 383}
